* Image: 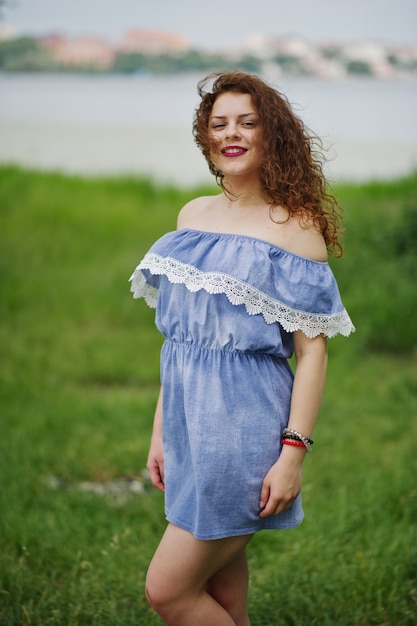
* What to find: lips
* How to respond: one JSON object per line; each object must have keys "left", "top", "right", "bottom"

{"left": 221, "top": 145, "right": 248, "bottom": 157}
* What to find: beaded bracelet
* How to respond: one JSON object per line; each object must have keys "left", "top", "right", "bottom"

{"left": 282, "top": 428, "right": 313, "bottom": 452}
{"left": 281, "top": 433, "right": 305, "bottom": 442}
{"left": 283, "top": 428, "right": 314, "bottom": 445}
{"left": 281, "top": 438, "right": 306, "bottom": 450}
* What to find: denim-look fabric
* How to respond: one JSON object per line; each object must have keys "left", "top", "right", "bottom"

{"left": 130, "top": 229, "right": 355, "bottom": 539}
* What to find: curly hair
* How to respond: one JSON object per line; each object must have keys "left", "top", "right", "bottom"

{"left": 193, "top": 71, "right": 343, "bottom": 257}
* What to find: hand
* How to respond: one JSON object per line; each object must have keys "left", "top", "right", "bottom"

{"left": 146, "top": 436, "right": 165, "bottom": 493}
{"left": 259, "top": 449, "right": 303, "bottom": 518}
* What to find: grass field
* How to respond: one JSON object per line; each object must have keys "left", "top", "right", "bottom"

{"left": 1, "top": 166, "right": 416, "bottom": 625}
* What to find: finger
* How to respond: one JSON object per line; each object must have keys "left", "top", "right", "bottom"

{"left": 259, "top": 497, "right": 279, "bottom": 518}
{"left": 148, "top": 463, "right": 165, "bottom": 492}
{"left": 259, "top": 490, "right": 282, "bottom": 517}
{"left": 259, "top": 483, "right": 270, "bottom": 511}
{"left": 155, "top": 479, "right": 165, "bottom": 493}
{"left": 153, "top": 472, "right": 165, "bottom": 493}
{"left": 156, "top": 458, "right": 165, "bottom": 490}
{"left": 259, "top": 493, "right": 295, "bottom": 517}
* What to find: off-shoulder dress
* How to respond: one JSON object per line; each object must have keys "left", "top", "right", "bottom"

{"left": 130, "top": 229, "right": 355, "bottom": 540}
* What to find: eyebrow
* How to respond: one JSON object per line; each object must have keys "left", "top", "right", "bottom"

{"left": 210, "top": 113, "right": 258, "bottom": 120}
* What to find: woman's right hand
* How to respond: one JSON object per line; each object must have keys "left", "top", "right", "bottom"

{"left": 147, "top": 435, "right": 165, "bottom": 492}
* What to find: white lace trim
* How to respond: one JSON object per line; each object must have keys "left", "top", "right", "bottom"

{"left": 129, "top": 254, "right": 355, "bottom": 338}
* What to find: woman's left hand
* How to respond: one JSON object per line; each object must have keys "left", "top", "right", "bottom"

{"left": 258, "top": 448, "right": 304, "bottom": 517}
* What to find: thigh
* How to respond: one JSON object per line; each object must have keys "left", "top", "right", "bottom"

{"left": 206, "top": 547, "right": 249, "bottom": 595}
{"left": 147, "top": 523, "right": 253, "bottom": 597}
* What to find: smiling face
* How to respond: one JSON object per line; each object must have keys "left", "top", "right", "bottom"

{"left": 208, "top": 92, "right": 263, "bottom": 179}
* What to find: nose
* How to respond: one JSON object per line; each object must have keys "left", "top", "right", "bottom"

{"left": 225, "top": 122, "right": 241, "bottom": 139}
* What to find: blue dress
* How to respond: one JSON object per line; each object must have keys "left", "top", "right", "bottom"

{"left": 130, "top": 229, "right": 355, "bottom": 540}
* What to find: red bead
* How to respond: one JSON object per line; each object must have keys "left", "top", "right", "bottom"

{"left": 281, "top": 438, "right": 306, "bottom": 449}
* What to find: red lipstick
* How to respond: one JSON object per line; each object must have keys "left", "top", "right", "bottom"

{"left": 221, "top": 145, "right": 248, "bottom": 157}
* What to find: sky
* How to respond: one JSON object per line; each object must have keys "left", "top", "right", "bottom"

{"left": 1, "top": 0, "right": 417, "bottom": 48}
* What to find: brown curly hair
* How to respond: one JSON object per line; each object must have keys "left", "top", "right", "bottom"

{"left": 193, "top": 71, "right": 343, "bottom": 257}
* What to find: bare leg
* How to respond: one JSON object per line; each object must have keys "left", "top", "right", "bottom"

{"left": 145, "top": 523, "right": 253, "bottom": 625}
{"left": 205, "top": 547, "right": 251, "bottom": 626}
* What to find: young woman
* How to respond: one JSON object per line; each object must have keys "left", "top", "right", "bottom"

{"left": 130, "top": 71, "right": 355, "bottom": 625}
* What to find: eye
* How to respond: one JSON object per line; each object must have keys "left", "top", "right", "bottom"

{"left": 211, "top": 122, "right": 225, "bottom": 129}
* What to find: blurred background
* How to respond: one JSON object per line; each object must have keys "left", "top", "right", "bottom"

{"left": 0, "top": 0, "right": 416, "bottom": 184}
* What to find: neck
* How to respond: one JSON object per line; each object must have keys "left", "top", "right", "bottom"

{"left": 221, "top": 173, "right": 265, "bottom": 207}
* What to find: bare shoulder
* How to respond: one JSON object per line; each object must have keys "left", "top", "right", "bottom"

{"left": 177, "top": 196, "right": 217, "bottom": 229}
{"left": 284, "top": 216, "right": 328, "bottom": 262}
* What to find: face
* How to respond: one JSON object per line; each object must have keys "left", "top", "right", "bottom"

{"left": 208, "top": 92, "right": 262, "bottom": 178}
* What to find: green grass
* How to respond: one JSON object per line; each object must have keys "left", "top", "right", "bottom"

{"left": 1, "top": 166, "right": 416, "bottom": 625}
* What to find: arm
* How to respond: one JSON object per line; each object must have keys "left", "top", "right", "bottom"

{"left": 146, "top": 386, "right": 165, "bottom": 493}
{"left": 259, "top": 331, "right": 328, "bottom": 517}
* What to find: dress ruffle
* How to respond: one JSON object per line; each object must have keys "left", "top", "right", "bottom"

{"left": 129, "top": 229, "right": 355, "bottom": 339}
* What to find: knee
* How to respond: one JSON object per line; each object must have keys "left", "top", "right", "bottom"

{"left": 145, "top": 575, "right": 168, "bottom": 613}
{"left": 145, "top": 570, "right": 181, "bottom": 619}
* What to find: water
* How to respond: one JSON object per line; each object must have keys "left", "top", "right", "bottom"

{"left": 1, "top": 73, "right": 416, "bottom": 184}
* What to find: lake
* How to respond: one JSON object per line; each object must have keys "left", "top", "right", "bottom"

{"left": 0, "top": 73, "right": 416, "bottom": 185}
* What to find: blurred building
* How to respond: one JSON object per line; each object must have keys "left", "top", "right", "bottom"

{"left": 121, "top": 29, "right": 189, "bottom": 54}
{"left": 42, "top": 34, "right": 115, "bottom": 69}
{"left": 0, "top": 23, "right": 14, "bottom": 41}
{"left": 341, "top": 41, "right": 395, "bottom": 77}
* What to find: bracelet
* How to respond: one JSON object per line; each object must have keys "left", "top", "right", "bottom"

{"left": 283, "top": 428, "right": 314, "bottom": 445}
{"left": 281, "top": 438, "right": 306, "bottom": 449}
{"left": 282, "top": 428, "right": 313, "bottom": 452}
{"left": 281, "top": 433, "right": 305, "bottom": 442}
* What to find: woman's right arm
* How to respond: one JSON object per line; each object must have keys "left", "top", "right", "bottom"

{"left": 146, "top": 386, "right": 165, "bottom": 492}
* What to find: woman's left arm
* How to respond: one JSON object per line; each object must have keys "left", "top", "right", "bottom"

{"left": 287, "top": 330, "right": 328, "bottom": 439}
{"left": 259, "top": 331, "right": 328, "bottom": 517}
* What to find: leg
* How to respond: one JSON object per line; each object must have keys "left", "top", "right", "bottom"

{"left": 205, "top": 547, "right": 251, "bottom": 626}
{"left": 145, "top": 523, "right": 253, "bottom": 626}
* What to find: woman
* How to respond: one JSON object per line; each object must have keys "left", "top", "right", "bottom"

{"left": 130, "top": 71, "right": 355, "bottom": 625}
